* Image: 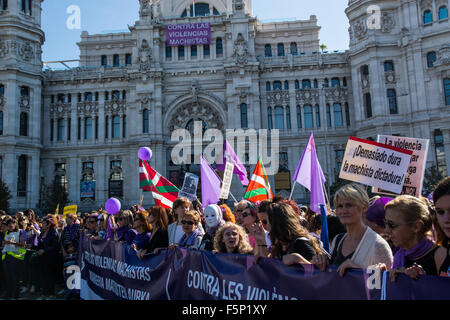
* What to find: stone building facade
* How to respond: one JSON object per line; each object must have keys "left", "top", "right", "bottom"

{"left": 0, "top": 0, "right": 449, "bottom": 212}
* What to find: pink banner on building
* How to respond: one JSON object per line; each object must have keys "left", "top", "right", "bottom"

{"left": 166, "top": 23, "right": 211, "bottom": 46}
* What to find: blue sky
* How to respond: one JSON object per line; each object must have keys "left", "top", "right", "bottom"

{"left": 41, "top": 0, "right": 349, "bottom": 62}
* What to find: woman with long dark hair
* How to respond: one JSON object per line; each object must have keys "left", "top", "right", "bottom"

{"left": 137, "top": 206, "right": 169, "bottom": 258}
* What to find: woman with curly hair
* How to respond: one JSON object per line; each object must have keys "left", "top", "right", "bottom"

{"left": 213, "top": 222, "right": 253, "bottom": 254}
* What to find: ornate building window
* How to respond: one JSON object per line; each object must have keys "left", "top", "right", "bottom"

{"left": 104, "top": 91, "right": 109, "bottom": 101}
{"left": 85, "top": 117, "right": 92, "bottom": 140}
{"left": 204, "top": 44, "right": 210, "bottom": 57}
{"left": 345, "top": 103, "right": 350, "bottom": 127}
{"left": 323, "top": 78, "right": 329, "bottom": 88}
{"left": 284, "top": 81, "right": 289, "bottom": 91}
{"left": 50, "top": 118, "right": 53, "bottom": 141}
{"left": 189, "top": 3, "right": 211, "bottom": 16}
{"left": 21, "top": 0, "right": 31, "bottom": 15}
{"left": 166, "top": 45, "right": 172, "bottom": 60}
{"left": 315, "top": 105, "right": 321, "bottom": 128}
{"left": 0, "top": 83, "right": 4, "bottom": 96}
{"left": 290, "top": 42, "right": 298, "bottom": 56}
{"left": 333, "top": 103, "right": 343, "bottom": 127}
{"left": 384, "top": 61, "right": 394, "bottom": 72}
{"left": 266, "top": 82, "right": 271, "bottom": 92}
{"left": 101, "top": 55, "right": 107, "bottom": 67}
{"left": 125, "top": 54, "right": 132, "bottom": 65}
{"left": 313, "top": 79, "right": 318, "bottom": 89}
{"left": 112, "top": 115, "right": 120, "bottom": 138}
{"left": 109, "top": 161, "right": 123, "bottom": 198}
{"left": 191, "top": 45, "right": 197, "bottom": 58}
{"left": 84, "top": 92, "right": 93, "bottom": 102}
{"left": 434, "top": 130, "right": 447, "bottom": 177}
{"left": 286, "top": 106, "right": 291, "bottom": 130}
{"left": 439, "top": 6, "right": 448, "bottom": 20}
{"left": 57, "top": 94, "right": 65, "bottom": 103}
{"left": 105, "top": 115, "right": 109, "bottom": 139}
{"left": 113, "top": 54, "right": 120, "bottom": 67}
{"left": 331, "top": 78, "right": 341, "bottom": 87}
{"left": 178, "top": 46, "right": 185, "bottom": 60}
{"left": 240, "top": 103, "right": 248, "bottom": 129}
{"left": 55, "top": 163, "right": 67, "bottom": 191}
{"left": 268, "top": 107, "right": 273, "bottom": 130}
{"left": 122, "top": 115, "right": 126, "bottom": 138}
{"left": 387, "top": 89, "right": 398, "bottom": 114}
{"left": 343, "top": 77, "right": 347, "bottom": 87}
{"left": 326, "top": 104, "right": 331, "bottom": 128}
{"left": 273, "top": 81, "right": 282, "bottom": 90}
{"left": 277, "top": 43, "right": 285, "bottom": 57}
{"left": 95, "top": 92, "right": 99, "bottom": 101}
{"left": 57, "top": 118, "right": 65, "bottom": 141}
{"left": 423, "top": 9, "right": 433, "bottom": 24}
{"left": 264, "top": 44, "right": 272, "bottom": 57}
{"left": 143, "top": 109, "right": 149, "bottom": 133}
{"left": 274, "top": 106, "right": 284, "bottom": 129}
{"left": 17, "top": 155, "right": 27, "bottom": 197}
{"left": 427, "top": 51, "right": 437, "bottom": 68}
{"left": 112, "top": 90, "right": 120, "bottom": 101}
{"left": 443, "top": 78, "right": 450, "bottom": 105}
{"left": 77, "top": 117, "right": 81, "bottom": 140}
{"left": 296, "top": 106, "right": 302, "bottom": 129}
{"left": 0, "top": 110, "right": 3, "bottom": 135}
{"left": 95, "top": 117, "right": 98, "bottom": 139}
{"left": 304, "top": 105, "right": 313, "bottom": 129}
{"left": 361, "top": 65, "right": 369, "bottom": 75}
{"left": 122, "top": 90, "right": 126, "bottom": 100}
{"left": 295, "top": 80, "right": 300, "bottom": 90}
{"left": 216, "top": 38, "right": 223, "bottom": 56}
{"left": 302, "top": 79, "right": 311, "bottom": 89}
{"left": 19, "top": 112, "right": 28, "bottom": 136}
{"left": 0, "top": 0, "right": 7, "bottom": 11}
{"left": 81, "top": 161, "right": 95, "bottom": 200}
{"left": 364, "top": 93, "right": 373, "bottom": 118}
{"left": 68, "top": 117, "right": 71, "bottom": 141}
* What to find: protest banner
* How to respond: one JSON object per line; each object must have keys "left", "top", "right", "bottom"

{"left": 166, "top": 23, "right": 211, "bottom": 46}
{"left": 339, "top": 137, "right": 413, "bottom": 194}
{"left": 219, "top": 162, "right": 234, "bottom": 199}
{"left": 63, "top": 205, "right": 78, "bottom": 219}
{"left": 178, "top": 173, "right": 199, "bottom": 202}
{"left": 373, "top": 135, "right": 429, "bottom": 197}
{"left": 78, "top": 234, "right": 450, "bottom": 300}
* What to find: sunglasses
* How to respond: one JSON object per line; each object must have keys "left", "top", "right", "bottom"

{"left": 383, "top": 219, "right": 415, "bottom": 230}
{"left": 181, "top": 220, "right": 194, "bottom": 226}
{"left": 261, "top": 220, "right": 268, "bottom": 225}
{"left": 242, "top": 211, "right": 254, "bottom": 218}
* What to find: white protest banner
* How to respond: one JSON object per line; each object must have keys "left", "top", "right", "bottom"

{"left": 220, "top": 162, "right": 234, "bottom": 199}
{"left": 178, "top": 173, "right": 199, "bottom": 201}
{"left": 373, "top": 135, "right": 429, "bottom": 197}
{"left": 339, "top": 137, "right": 413, "bottom": 194}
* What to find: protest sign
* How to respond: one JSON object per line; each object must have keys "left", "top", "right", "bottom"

{"left": 374, "top": 135, "right": 429, "bottom": 197}
{"left": 63, "top": 205, "right": 78, "bottom": 219}
{"left": 219, "top": 162, "right": 234, "bottom": 199}
{"left": 178, "top": 173, "right": 199, "bottom": 202}
{"left": 339, "top": 137, "right": 413, "bottom": 194}
{"left": 166, "top": 23, "right": 211, "bottom": 46}
{"left": 79, "top": 234, "right": 450, "bottom": 300}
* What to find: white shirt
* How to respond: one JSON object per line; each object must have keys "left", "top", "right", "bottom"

{"left": 174, "top": 224, "right": 185, "bottom": 244}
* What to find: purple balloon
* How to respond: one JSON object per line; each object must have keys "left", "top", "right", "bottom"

{"left": 138, "top": 147, "right": 152, "bottom": 161}
{"left": 105, "top": 197, "right": 121, "bottom": 215}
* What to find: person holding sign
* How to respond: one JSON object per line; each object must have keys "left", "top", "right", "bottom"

{"left": 313, "top": 183, "right": 393, "bottom": 276}
{"left": 432, "top": 177, "right": 450, "bottom": 277}
{"left": 385, "top": 195, "right": 441, "bottom": 280}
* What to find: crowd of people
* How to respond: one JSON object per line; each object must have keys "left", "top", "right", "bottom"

{"left": 0, "top": 176, "right": 449, "bottom": 300}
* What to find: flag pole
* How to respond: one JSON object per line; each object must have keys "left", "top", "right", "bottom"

{"left": 288, "top": 181, "right": 296, "bottom": 200}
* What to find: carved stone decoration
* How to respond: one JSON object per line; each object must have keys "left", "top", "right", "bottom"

{"left": 385, "top": 71, "right": 396, "bottom": 84}
{"left": 140, "top": 94, "right": 152, "bottom": 111}
{"left": 20, "top": 95, "right": 30, "bottom": 109}
{"left": 19, "top": 41, "right": 34, "bottom": 61}
{"left": 295, "top": 88, "right": 319, "bottom": 104}
{"left": 77, "top": 102, "right": 99, "bottom": 116}
{"left": 0, "top": 40, "right": 9, "bottom": 58}
{"left": 353, "top": 19, "right": 368, "bottom": 40}
{"left": 0, "top": 95, "right": 5, "bottom": 108}
{"left": 191, "top": 80, "right": 199, "bottom": 104}
{"left": 238, "top": 88, "right": 249, "bottom": 104}
{"left": 267, "top": 89, "right": 290, "bottom": 106}
{"left": 138, "top": 39, "right": 152, "bottom": 72}
{"left": 50, "top": 103, "right": 72, "bottom": 117}
{"left": 436, "top": 45, "right": 450, "bottom": 66}
{"left": 232, "top": 33, "right": 249, "bottom": 65}
{"left": 234, "top": 0, "right": 244, "bottom": 11}
{"left": 139, "top": 0, "right": 152, "bottom": 18}
{"left": 104, "top": 100, "right": 125, "bottom": 115}
{"left": 168, "top": 103, "right": 224, "bottom": 132}
{"left": 325, "top": 88, "right": 348, "bottom": 102}
{"left": 381, "top": 12, "right": 395, "bottom": 33}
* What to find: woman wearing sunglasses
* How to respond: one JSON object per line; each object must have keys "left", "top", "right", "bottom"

{"left": 432, "top": 177, "right": 450, "bottom": 277}
{"left": 131, "top": 211, "right": 152, "bottom": 251}
{"left": 385, "top": 195, "right": 441, "bottom": 280}
{"left": 113, "top": 210, "right": 137, "bottom": 245}
{"left": 176, "top": 210, "right": 203, "bottom": 250}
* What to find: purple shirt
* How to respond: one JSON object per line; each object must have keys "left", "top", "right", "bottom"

{"left": 132, "top": 232, "right": 151, "bottom": 250}
{"left": 115, "top": 226, "right": 138, "bottom": 245}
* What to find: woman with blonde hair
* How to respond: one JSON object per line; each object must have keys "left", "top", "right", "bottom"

{"left": 313, "top": 183, "right": 393, "bottom": 276}
{"left": 385, "top": 195, "right": 443, "bottom": 280}
{"left": 213, "top": 222, "right": 253, "bottom": 254}
{"left": 113, "top": 210, "right": 137, "bottom": 245}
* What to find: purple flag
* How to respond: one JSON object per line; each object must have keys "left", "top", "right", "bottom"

{"left": 293, "top": 132, "right": 326, "bottom": 213}
{"left": 105, "top": 215, "right": 115, "bottom": 240}
{"left": 200, "top": 156, "right": 222, "bottom": 208}
{"left": 216, "top": 139, "right": 249, "bottom": 186}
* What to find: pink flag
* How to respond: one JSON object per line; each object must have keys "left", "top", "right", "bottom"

{"left": 293, "top": 132, "right": 326, "bottom": 213}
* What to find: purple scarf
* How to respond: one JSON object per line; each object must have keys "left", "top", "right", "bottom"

{"left": 179, "top": 229, "right": 201, "bottom": 248}
{"left": 392, "top": 238, "right": 434, "bottom": 269}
